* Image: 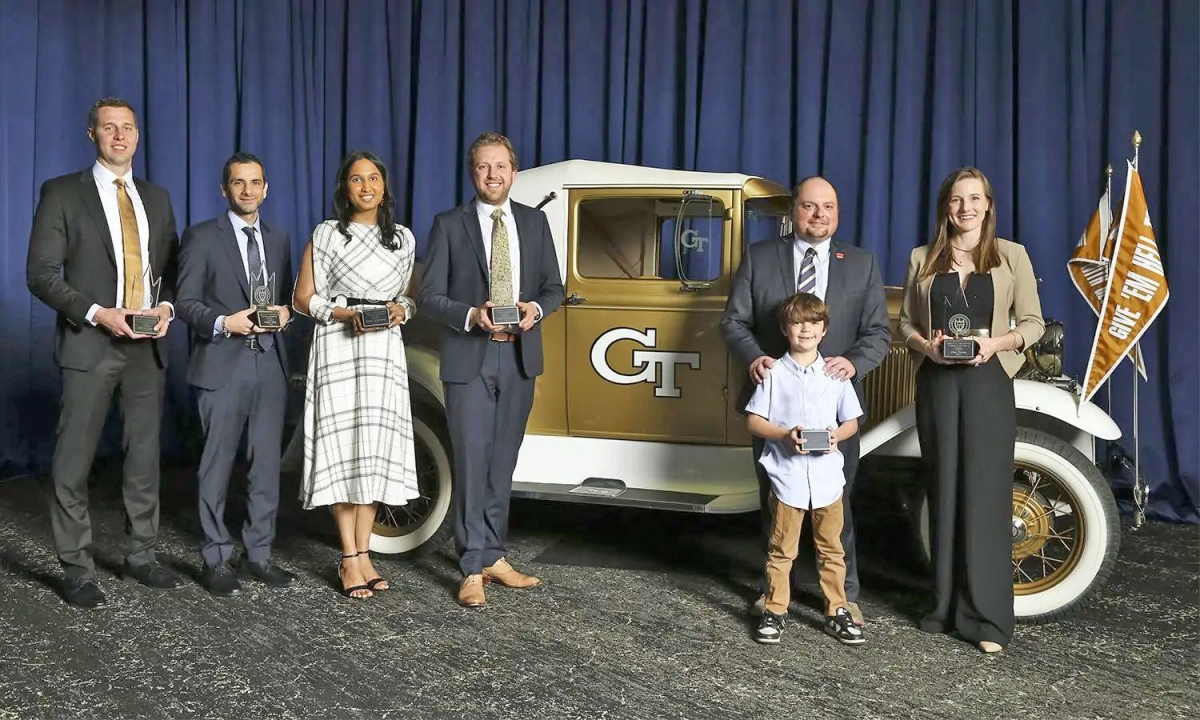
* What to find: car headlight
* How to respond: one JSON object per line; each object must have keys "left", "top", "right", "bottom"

{"left": 1025, "top": 320, "right": 1065, "bottom": 377}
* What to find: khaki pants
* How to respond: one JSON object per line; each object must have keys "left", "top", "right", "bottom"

{"left": 764, "top": 491, "right": 848, "bottom": 616}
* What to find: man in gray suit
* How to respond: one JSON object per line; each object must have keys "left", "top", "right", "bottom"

{"left": 721, "top": 176, "right": 891, "bottom": 625}
{"left": 419, "top": 132, "right": 564, "bottom": 608}
{"left": 176, "top": 153, "right": 295, "bottom": 596}
{"left": 27, "top": 97, "right": 184, "bottom": 609}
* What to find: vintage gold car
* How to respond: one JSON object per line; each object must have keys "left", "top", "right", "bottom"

{"left": 284, "top": 160, "right": 1124, "bottom": 624}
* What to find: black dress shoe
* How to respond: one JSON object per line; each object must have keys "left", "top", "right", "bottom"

{"left": 63, "top": 578, "right": 107, "bottom": 609}
{"left": 201, "top": 563, "right": 242, "bottom": 597}
{"left": 238, "top": 559, "right": 296, "bottom": 588}
{"left": 123, "top": 560, "right": 185, "bottom": 590}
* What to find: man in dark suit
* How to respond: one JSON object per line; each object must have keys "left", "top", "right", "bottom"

{"left": 721, "top": 176, "right": 891, "bottom": 625}
{"left": 26, "top": 97, "right": 185, "bottom": 608}
{"left": 419, "top": 132, "right": 565, "bottom": 608}
{"left": 175, "top": 153, "right": 295, "bottom": 596}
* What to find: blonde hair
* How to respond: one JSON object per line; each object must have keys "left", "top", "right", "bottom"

{"left": 467, "top": 132, "right": 518, "bottom": 171}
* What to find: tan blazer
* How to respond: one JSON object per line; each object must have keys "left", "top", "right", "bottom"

{"left": 898, "top": 238, "right": 1046, "bottom": 378}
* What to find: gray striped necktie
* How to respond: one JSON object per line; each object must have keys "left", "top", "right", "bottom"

{"left": 797, "top": 247, "right": 817, "bottom": 294}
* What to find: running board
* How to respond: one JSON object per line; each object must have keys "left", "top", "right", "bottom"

{"left": 511, "top": 479, "right": 718, "bottom": 513}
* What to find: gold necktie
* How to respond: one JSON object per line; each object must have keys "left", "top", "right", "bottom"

{"left": 114, "top": 178, "right": 144, "bottom": 309}
{"left": 489, "top": 208, "right": 514, "bottom": 306}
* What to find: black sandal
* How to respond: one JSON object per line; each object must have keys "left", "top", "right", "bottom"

{"left": 358, "top": 550, "right": 389, "bottom": 591}
{"left": 338, "top": 553, "right": 372, "bottom": 599}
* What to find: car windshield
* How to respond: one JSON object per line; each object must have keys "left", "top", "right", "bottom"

{"left": 743, "top": 196, "right": 792, "bottom": 248}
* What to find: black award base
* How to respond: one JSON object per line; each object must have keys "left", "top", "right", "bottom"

{"left": 128, "top": 314, "right": 159, "bottom": 336}
{"left": 941, "top": 337, "right": 979, "bottom": 361}
{"left": 489, "top": 305, "right": 521, "bottom": 326}
{"left": 251, "top": 308, "right": 282, "bottom": 330}
{"left": 359, "top": 306, "right": 391, "bottom": 328}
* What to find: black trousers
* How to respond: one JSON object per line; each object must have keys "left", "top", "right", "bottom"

{"left": 753, "top": 432, "right": 861, "bottom": 603}
{"left": 195, "top": 347, "right": 288, "bottom": 568}
{"left": 52, "top": 340, "right": 165, "bottom": 581}
{"left": 444, "top": 341, "right": 535, "bottom": 576}
{"left": 915, "top": 357, "right": 1015, "bottom": 646}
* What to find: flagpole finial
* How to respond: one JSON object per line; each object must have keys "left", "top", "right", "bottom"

{"left": 1106, "top": 163, "right": 1113, "bottom": 177}
{"left": 1132, "top": 130, "right": 1143, "bottom": 148}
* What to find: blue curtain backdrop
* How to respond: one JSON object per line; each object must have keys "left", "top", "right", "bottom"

{"left": 1, "top": 0, "right": 1195, "bottom": 522}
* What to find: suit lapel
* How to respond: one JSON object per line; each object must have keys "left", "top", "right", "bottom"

{"left": 460, "top": 202, "right": 489, "bottom": 279}
{"left": 79, "top": 171, "right": 117, "bottom": 268}
{"left": 514, "top": 205, "right": 538, "bottom": 301}
{"left": 218, "top": 213, "right": 252, "bottom": 303}
{"left": 776, "top": 239, "right": 795, "bottom": 298}
{"left": 825, "top": 240, "right": 845, "bottom": 305}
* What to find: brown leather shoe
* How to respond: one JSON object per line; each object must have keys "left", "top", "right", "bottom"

{"left": 482, "top": 558, "right": 541, "bottom": 588}
{"left": 457, "top": 574, "right": 486, "bottom": 607}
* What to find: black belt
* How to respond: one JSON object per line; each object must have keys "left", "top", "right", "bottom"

{"left": 244, "top": 336, "right": 264, "bottom": 352}
{"left": 342, "top": 296, "right": 389, "bottom": 307}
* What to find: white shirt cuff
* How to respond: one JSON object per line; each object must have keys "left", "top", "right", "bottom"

{"left": 86, "top": 304, "right": 101, "bottom": 326}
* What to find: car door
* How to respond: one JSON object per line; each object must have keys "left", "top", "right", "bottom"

{"left": 563, "top": 188, "right": 733, "bottom": 444}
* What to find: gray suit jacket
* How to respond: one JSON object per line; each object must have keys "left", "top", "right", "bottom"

{"left": 175, "top": 213, "right": 293, "bottom": 390}
{"left": 26, "top": 169, "right": 179, "bottom": 371}
{"left": 419, "top": 200, "right": 565, "bottom": 383}
{"left": 720, "top": 238, "right": 891, "bottom": 409}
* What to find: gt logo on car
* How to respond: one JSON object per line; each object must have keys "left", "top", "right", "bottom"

{"left": 590, "top": 327, "right": 701, "bottom": 398}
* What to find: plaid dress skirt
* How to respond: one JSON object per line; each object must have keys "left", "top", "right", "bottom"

{"left": 300, "top": 220, "right": 420, "bottom": 509}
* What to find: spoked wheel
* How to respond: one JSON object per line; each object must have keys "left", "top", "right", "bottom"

{"left": 1010, "top": 427, "right": 1119, "bottom": 623}
{"left": 369, "top": 408, "right": 454, "bottom": 555}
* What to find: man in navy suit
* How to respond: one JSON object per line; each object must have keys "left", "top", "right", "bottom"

{"left": 721, "top": 176, "right": 891, "bottom": 625}
{"left": 175, "top": 152, "right": 295, "bottom": 596}
{"left": 26, "top": 97, "right": 184, "bottom": 609}
{"left": 419, "top": 132, "right": 564, "bottom": 608}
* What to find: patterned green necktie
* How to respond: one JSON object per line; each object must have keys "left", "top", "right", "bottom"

{"left": 489, "top": 208, "right": 514, "bottom": 305}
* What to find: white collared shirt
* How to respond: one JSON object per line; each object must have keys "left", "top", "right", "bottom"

{"left": 793, "top": 236, "right": 832, "bottom": 300}
{"left": 744, "top": 353, "right": 864, "bottom": 510}
{"left": 227, "top": 211, "right": 266, "bottom": 283}
{"left": 85, "top": 161, "right": 173, "bottom": 325}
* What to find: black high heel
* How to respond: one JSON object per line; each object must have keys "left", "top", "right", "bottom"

{"left": 358, "top": 550, "right": 389, "bottom": 591}
{"left": 338, "top": 553, "right": 372, "bottom": 599}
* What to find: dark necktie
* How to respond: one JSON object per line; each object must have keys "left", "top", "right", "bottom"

{"left": 243, "top": 227, "right": 273, "bottom": 350}
{"left": 797, "top": 247, "right": 817, "bottom": 294}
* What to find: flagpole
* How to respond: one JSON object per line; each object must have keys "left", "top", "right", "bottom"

{"left": 1104, "top": 163, "right": 1113, "bottom": 422}
{"left": 1131, "top": 130, "right": 1144, "bottom": 527}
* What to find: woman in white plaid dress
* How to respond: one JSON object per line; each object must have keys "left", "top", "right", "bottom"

{"left": 293, "top": 151, "right": 419, "bottom": 598}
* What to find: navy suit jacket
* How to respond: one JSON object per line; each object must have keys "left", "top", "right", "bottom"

{"left": 26, "top": 169, "right": 179, "bottom": 370}
{"left": 419, "top": 199, "right": 565, "bottom": 383}
{"left": 175, "top": 213, "right": 293, "bottom": 390}
{"left": 720, "top": 238, "right": 891, "bottom": 409}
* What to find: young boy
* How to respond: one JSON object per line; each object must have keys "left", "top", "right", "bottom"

{"left": 746, "top": 292, "right": 865, "bottom": 646}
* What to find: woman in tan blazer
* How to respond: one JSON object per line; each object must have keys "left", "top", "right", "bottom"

{"left": 898, "top": 167, "right": 1045, "bottom": 653}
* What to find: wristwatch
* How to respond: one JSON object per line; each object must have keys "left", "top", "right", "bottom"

{"left": 220, "top": 316, "right": 231, "bottom": 338}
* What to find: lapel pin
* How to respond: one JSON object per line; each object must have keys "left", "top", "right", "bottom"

{"left": 834, "top": 251, "right": 845, "bottom": 260}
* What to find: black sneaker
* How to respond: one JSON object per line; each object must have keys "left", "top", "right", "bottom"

{"left": 825, "top": 607, "right": 866, "bottom": 645}
{"left": 755, "top": 612, "right": 785, "bottom": 644}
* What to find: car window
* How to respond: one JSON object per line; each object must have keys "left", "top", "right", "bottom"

{"left": 576, "top": 196, "right": 725, "bottom": 281}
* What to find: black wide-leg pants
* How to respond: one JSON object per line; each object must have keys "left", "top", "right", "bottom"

{"left": 915, "top": 356, "right": 1015, "bottom": 646}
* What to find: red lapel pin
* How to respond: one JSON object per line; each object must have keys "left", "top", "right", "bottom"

{"left": 834, "top": 251, "right": 845, "bottom": 260}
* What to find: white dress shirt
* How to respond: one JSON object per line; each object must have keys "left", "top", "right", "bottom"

{"left": 464, "top": 198, "right": 542, "bottom": 329}
{"left": 744, "top": 353, "right": 864, "bottom": 510}
{"left": 85, "top": 161, "right": 172, "bottom": 324}
{"left": 793, "top": 236, "right": 832, "bottom": 300}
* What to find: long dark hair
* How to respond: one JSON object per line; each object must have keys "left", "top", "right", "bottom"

{"left": 332, "top": 150, "right": 401, "bottom": 251}
{"left": 919, "top": 167, "right": 1001, "bottom": 279}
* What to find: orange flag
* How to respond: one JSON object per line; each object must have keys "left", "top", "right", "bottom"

{"left": 1068, "top": 185, "right": 1145, "bottom": 374}
{"left": 1080, "top": 160, "right": 1169, "bottom": 403}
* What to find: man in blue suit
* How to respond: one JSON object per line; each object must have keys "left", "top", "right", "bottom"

{"left": 176, "top": 153, "right": 295, "bottom": 596}
{"left": 420, "top": 132, "right": 565, "bottom": 608}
